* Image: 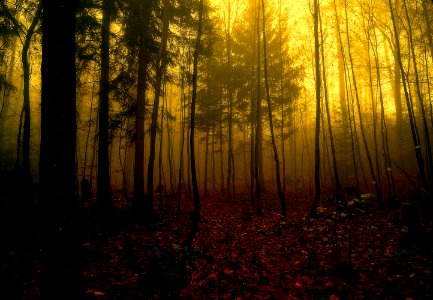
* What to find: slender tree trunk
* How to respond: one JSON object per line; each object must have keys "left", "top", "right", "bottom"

{"left": 243, "top": 129, "right": 248, "bottom": 192}
{"left": 90, "top": 107, "right": 99, "bottom": 194}
{"left": 373, "top": 25, "right": 396, "bottom": 199}
{"left": 277, "top": 0, "right": 286, "bottom": 196}
{"left": 250, "top": 66, "right": 255, "bottom": 205}
{"left": 97, "top": 0, "right": 112, "bottom": 210}
{"left": 261, "top": 0, "right": 286, "bottom": 222}
{"left": 255, "top": 0, "right": 262, "bottom": 215}
{"left": 177, "top": 77, "right": 186, "bottom": 216}
{"left": 148, "top": 0, "right": 170, "bottom": 204}
{"left": 15, "top": 106, "right": 24, "bottom": 172}
{"left": 226, "top": 0, "right": 234, "bottom": 200}
{"left": 0, "top": 37, "right": 17, "bottom": 162}
{"left": 40, "top": 0, "right": 81, "bottom": 297}
{"left": 320, "top": 8, "right": 340, "bottom": 202}
{"left": 422, "top": 0, "right": 433, "bottom": 60}
{"left": 332, "top": 0, "right": 349, "bottom": 137}
{"left": 403, "top": 0, "right": 433, "bottom": 179}
{"left": 204, "top": 124, "right": 209, "bottom": 196}
{"left": 345, "top": 0, "right": 382, "bottom": 208}
{"left": 219, "top": 97, "right": 225, "bottom": 193}
{"left": 83, "top": 66, "right": 96, "bottom": 181}
{"left": 158, "top": 103, "right": 164, "bottom": 207}
{"left": 165, "top": 90, "right": 174, "bottom": 193}
{"left": 311, "top": 0, "right": 321, "bottom": 216}
{"left": 393, "top": 0, "right": 404, "bottom": 139}
{"left": 20, "top": 1, "right": 42, "bottom": 203}
{"left": 425, "top": 47, "right": 433, "bottom": 134}
{"left": 345, "top": 55, "right": 360, "bottom": 191}
{"left": 134, "top": 0, "right": 154, "bottom": 211}
{"left": 186, "top": 0, "right": 203, "bottom": 247}
{"left": 212, "top": 127, "right": 216, "bottom": 191}
{"left": 388, "top": 0, "right": 427, "bottom": 187}
{"left": 365, "top": 14, "right": 383, "bottom": 193}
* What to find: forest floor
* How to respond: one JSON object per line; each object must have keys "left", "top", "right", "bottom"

{"left": 1, "top": 191, "right": 432, "bottom": 299}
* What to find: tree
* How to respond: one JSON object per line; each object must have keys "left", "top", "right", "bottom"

{"left": 388, "top": 0, "right": 427, "bottom": 188}
{"left": 148, "top": 0, "right": 170, "bottom": 206}
{"left": 319, "top": 7, "right": 340, "bottom": 202}
{"left": 97, "top": 0, "right": 112, "bottom": 211}
{"left": 311, "top": 0, "right": 321, "bottom": 216}
{"left": 0, "top": 0, "right": 42, "bottom": 202}
{"left": 134, "top": 0, "right": 154, "bottom": 212}
{"left": 402, "top": 0, "right": 433, "bottom": 179}
{"left": 255, "top": 0, "right": 263, "bottom": 215}
{"left": 261, "top": 0, "right": 286, "bottom": 222}
{"left": 39, "top": 0, "right": 81, "bottom": 297}
{"left": 186, "top": 0, "right": 203, "bottom": 247}
{"left": 344, "top": 0, "right": 382, "bottom": 208}
{"left": 21, "top": 0, "right": 42, "bottom": 202}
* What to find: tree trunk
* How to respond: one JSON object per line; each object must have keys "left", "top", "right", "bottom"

{"left": 177, "top": 75, "right": 186, "bottom": 216}
{"left": 320, "top": 7, "right": 340, "bottom": 202}
{"left": 148, "top": 0, "right": 170, "bottom": 204}
{"left": 311, "top": 0, "right": 321, "bottom": 216}
{"left": 0, "top": 37, "right": 17, "bottom": 163}
{"left": 97, "top": 0, "right": 112, "bottom": 211}
{"left": 165, "top": 90, "right": 174, "bottom": 193}
{"left": 388, "top": 0, "right": 427, "bottom": 187}
{"left": 212, "top": 127, "right": 216, "bottom": 191}
{"left": 204, "top": 124, "right": 209, "bottom": 196}
{"left": 345, "top": 0, "right": 382, "bottom": 208}
{"left": 134, "top": 0, "right": 154, "bottom": 211}
{"left": 219, "top": 97, "right": 225, "bottom": 193}
{"left": 226, "top": 0, "right": 234, "bottom": 200}
{"left": 81, "top": 64, "right": 97, "bottom": 202}
{"left": 373, "top": 25, "right": 396, "bottom": 199}
{"left": 332, "top": 0, "right": 349, "bottom": 138}
{"left": 393, "top": 0, "right": 404, "bottom": 139}
{"left": 365, "top": 25, "right": 383, "bottom": 194}
{"left": 403, "top": 0, "right": 433, "bottom": 179}
{"left": 261, "top": 0, "right": 286, "bottom": 222}
{"left": 422, "top": 0, "right": 433, "bottom": 60}
{"left": 255, "top": 0, "right": 262, "bottom": 215}
{"left": 186, "top": 0, "right": 203, "bottom": 247}
{"left": 40, "top": 0, "right": 81, "bottom": 297}
{"left": 20, "top": 1, "right": 42, "bottom": 204}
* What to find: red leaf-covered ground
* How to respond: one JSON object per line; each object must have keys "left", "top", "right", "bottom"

{"left": 2, "top": 192, "right": 432, "bottom": 299}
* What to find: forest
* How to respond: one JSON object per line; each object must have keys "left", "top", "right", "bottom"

{"left": 0, "top": 0, "right": 432, "bottom": 298}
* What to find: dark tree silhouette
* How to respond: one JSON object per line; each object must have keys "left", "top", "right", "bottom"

{"left": 39, "top": 0, "right": 81, "bottom": 298}
{"left": 97, "top": 0, "right": 112, "bottom": 211}
{"left": 311, "top": 0, "right": 321, "bottom": 216}
{"left": 186, "top": 0, "right": 203, "bottom": 247}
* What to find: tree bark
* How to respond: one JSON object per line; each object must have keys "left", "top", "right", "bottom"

{"left": 255, "top": 0, "right": 262, "bottom": 215}
{"left": 261, "top": 0, "right": 286, "bottom": 222}
{"left": 388, "top": 0, "right": 427, "bottom": 187}
{"left": 422, "top": 0, "right": 433, "bottom": 60}
{"left": 393, "top": 0, "right": 404, "bottom": 139}
{"left": 311, "top": 0, "right": 321, "bottom": 216}
{"left": 332, "top": 0, "right": 349, "bottom": 138}
{"left": 186, "top": 0, "right": 203, "bottom": 247}
{"left": 97, "top": 0, "right": 112, "bottom": 210}
{"left": 148, "top": 0, "right": 170, "bottom": 204}
{"left": 345, "top": 0, "right": 382, "bottom": 208}
{"left": 225, "top": 0, "right": 234, "bottom": 200}
{"left": 134, "top": 0, "right": 154, "bottom": 211}
{"left": 40, "top": 0, "right": 81, "bottom": 297}
{"left": 319, "top": 8, "right": 340, "bottom": 202}
{"left": 403, "top": 0, "right": 433, "bottom": 179}
{"left": 204, "top": 124, "right": 209, "bottom": 196}
{"left": 20, "top": 0, "right": 42, "bottom": 203}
